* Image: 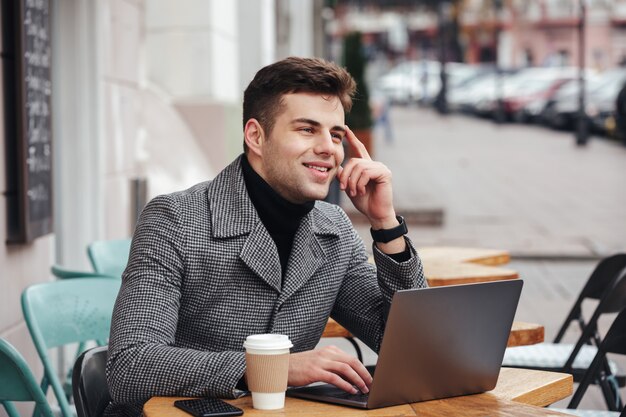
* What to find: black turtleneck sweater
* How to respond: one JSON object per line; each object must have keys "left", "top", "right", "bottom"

{"left": 241, "top": 155, "right": 314, "bottom": 276}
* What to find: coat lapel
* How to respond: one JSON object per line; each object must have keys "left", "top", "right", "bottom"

{"left": 277, "top": 207, "right": 340, "bottom": 305}
{"left": 208, "top": 156, "right": 282, "bottom": 292}
{"left": 239, "top": 222, "right": 282, "bottom": 292}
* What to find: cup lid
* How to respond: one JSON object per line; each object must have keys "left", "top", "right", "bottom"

{"left": 243, "top": 334, "right": 293, "bottom": 350}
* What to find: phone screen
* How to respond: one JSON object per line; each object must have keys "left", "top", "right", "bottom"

{"left": 174, "top": 398, "right": 243, "bottom": 417}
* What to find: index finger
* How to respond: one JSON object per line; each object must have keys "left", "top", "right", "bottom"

{"left": 344, "top": 125, "right": 371, "bottom": 160}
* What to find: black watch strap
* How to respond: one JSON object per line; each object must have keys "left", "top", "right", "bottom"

{"left": 370, "top": 215, "right": 407, "bottom": 243}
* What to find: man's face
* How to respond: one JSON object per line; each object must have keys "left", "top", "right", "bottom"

{"left": 257, "top": 93, "right": 346, "bottom": 204}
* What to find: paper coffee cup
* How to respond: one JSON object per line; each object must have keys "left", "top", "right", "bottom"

{"left": 244, "top": 334, "right": 293, "bottom": 410}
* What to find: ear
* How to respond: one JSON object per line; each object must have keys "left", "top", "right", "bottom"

{"left": 244, "top": 119, "right": 265, "bottom": 157}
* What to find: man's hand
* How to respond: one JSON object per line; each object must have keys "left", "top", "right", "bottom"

{"left": 337, "top": 126, "right": 395, "bottom": 228}
{"left": 288, "top": 346, "right": 373, "bottom": 394}
{"left": 338, "top": 126, "right": 406, "bottom": 253}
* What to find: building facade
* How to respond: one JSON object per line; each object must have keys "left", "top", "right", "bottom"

{"left": 0, "top": 1, "right": 321, "bottom": 414}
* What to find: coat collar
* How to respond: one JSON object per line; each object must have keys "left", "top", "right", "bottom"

{"left": 206, "top": 155, "right": 340, "bottom": 294}
{"left": 207, "top": 155, "right": 340, "bottom": 240}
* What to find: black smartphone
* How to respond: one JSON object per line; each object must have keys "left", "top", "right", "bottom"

{"left": 174, "top": 398, "right": 243, "bottom": 417}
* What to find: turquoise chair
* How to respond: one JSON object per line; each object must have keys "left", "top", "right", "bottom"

{"left": 0, "top": 338, "right": 55, "bottom": 417}
{"left": 86, "top": 239, "right": 131, "bottom": 278}
{"left": 21, "top": 278, "right": 121, "bottom": 417}
{"left": 50, "top": 265, "right": 113, "bottom": 280}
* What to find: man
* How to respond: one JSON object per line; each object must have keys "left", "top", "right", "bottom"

{"left": 105, "top": 57, "right": 426, "bottom": 417}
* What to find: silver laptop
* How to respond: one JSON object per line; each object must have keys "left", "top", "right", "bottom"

{"left": 287, "top": 279, "right": 523, "bottom": 409}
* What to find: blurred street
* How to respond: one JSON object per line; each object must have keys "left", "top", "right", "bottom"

{"left": 347, "top": 106, "right": 626, "bottom": 258}
{"left": 332, "top": 105, "right": 626, "bottom": 410}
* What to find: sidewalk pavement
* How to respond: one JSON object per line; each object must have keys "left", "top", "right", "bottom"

{"left": 344, "top": 106, "right": 626, "bottom": 259}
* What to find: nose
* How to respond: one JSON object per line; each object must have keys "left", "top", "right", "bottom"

{"left": 314, "top": 131, "right": 335, "bottom": 155}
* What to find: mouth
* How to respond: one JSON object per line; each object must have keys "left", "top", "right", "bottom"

{"left": 303, "top": 163, "right": 332, "bottom": 173}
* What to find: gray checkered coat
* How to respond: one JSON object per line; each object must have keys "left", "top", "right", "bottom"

{"left": 105, "top": 156, "right": 426, "bottom": 415}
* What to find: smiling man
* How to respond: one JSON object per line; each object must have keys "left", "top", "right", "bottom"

{"left": 105, "top": 57, "right": 426, "bottom": 417}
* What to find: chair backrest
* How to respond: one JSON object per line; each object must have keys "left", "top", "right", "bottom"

{"left": 21, "top": 278, "right": 121, "bottom": 417}
{"left": 568, "top": 307, "right": 626, "bottom": 412}
{"left": 0, "top": 339, "right": 55, "bottom": 417}
{"left": 563, "top": 272, "right": 626, "bottom": 372}
{"left": 72, "top": 346, "right": 110, "bottom": 417}
{"left": 51, "top": 265, "right": 113, "bottom": 280}
{"left": 554, "top": 253, "right": 626, "bottom": 343}
{"left": 87, "top": 239, "right": 132, "bottom": 277}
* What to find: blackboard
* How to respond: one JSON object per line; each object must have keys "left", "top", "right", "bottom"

{"left": 2, "top": 0, "right": 53, "bottom": 243}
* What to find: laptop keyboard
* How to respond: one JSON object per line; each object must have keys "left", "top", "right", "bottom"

{"left": 330, "top": 390, "right": 370, "bottom": 402}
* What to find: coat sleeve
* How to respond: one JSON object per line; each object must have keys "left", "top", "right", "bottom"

{"left": 106, "top": 194, "right": 246, "bottom": 404}
{"left": 330, "top": 209, "right": 426, "bottom": 353}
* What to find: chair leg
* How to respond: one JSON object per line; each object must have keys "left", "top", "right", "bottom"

{"left": 599, "top": 374, "right": 624, "bottom": 411}
{"left": 4, "top": 402, "right": 21, "bottom": 417}
{"left": 345, "top": 337, "right": 363, "bottom": 363}
{"left": 32, "top": 376, "right": 50, "bottom": 417}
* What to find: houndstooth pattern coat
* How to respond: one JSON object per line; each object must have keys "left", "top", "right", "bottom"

{"left": 105, "top": 155, "right": 426, "bottom": 416}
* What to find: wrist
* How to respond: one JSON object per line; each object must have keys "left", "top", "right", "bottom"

{"left": 370, "top": 215, "right": 407, "bottom": 244}
{"left": 369, "top": 214, "right": 399, "bottom": 230}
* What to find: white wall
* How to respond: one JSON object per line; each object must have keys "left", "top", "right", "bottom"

{"left": 52, "top": 0, "right": 104, "bottom": 268}
{"left": 276, "top": 0, "right": 316, "bottom": 59}
{"left": 144, "top": 0, "right": 239, "bottom": 101}
{"left": 238, "top": 0, "right": 276, "bottom": 90}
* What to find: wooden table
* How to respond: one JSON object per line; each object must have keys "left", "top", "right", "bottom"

{"left": 417, "top": 246, "right": 512, "bottom": 266}
{"left": 368, "top": 246, "right": 518, "bottom": 286}
{"left": 418, "top": 246, "right": 519, "bottom": 286}
{"left": 423, "top": 260, "right": 519, "bottom": 287}
{"left": 143, "top": 368, "right": 574, "bottom": 417}
{"left": 323, "top": 318, "right": 544, "bottom": 348}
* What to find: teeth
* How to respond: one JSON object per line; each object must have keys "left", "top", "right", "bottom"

{"left": 305, "top": 164, "right": 329, "bottom": 172}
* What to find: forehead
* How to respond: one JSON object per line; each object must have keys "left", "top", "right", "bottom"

{"left": 278, "top": 93, "right": 345, "bottom": 124}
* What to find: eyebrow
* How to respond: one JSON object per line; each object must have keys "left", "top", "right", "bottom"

{"left": 291, "top": 118, "right": 346, "bottom": 134}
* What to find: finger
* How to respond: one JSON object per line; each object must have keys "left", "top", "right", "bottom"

{"left": 336, "top": 165, "right": 345, "bottom": 186}
{"left": 335, "top": 353, "right": 373, "bottom": 388}
{"left": 321, "top": 347, "right": 372, "bottom": 392}
{"left": 327, "top": 360, "right": 371, "bottom": 393}
{"left": 337, "top": 158, "right": 359, "bottom": 191}
{"left": 356, "top": 168, "right": 372, "bottom": 196}
{"left": 320, "top": 371, "right": 359, "bottom": 394}
{"left": 347, "top": 164, "right": 365, "bottom": 197}
{"left": 345, "top": 126, "right": 371, "bottom": 160}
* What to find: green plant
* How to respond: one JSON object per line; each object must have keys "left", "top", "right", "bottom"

{"left": 343, "top": 31, "right": 373, "bottom": 130}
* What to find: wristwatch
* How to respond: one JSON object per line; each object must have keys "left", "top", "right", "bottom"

{"left": 370, "top": 215, "right": 407, "bottom": 243}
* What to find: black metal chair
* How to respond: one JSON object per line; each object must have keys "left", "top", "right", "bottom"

{"left": 503, "top": 254, "right": 626, "bottom": 409}
{"left": 552, "top": 307, "right": 626, "bottom": 415}
{"left": 72, "top": 346, "right": 110, "bottom": 417}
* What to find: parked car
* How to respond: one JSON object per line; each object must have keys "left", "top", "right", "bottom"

{"left": 539, "top": 79, "right": 582, "bottom": 130}
{"left": 541, "top": 69, "right": 623, "bottom": 131}
{"left": 377, "top": 61, "right": 492, "bottom": 106}
{"left": 376, "top": 60, "right": 440, "bottom": 105}
{"left": 514, "top": 78, "right": 583, "bottom": 123}
{"left": 585, "top": 69, "right": 626, "bottom": 135}
{"left": 423, "top": 63, "right": 495, "bottom": 106}
{"left": 478, "top": 67, "right": 578, "bottom": 121}
{"left": 448, "top": 72, "right": 497, "bottom": 113}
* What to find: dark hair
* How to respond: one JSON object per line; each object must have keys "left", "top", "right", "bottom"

{"left": 242, "top": 57, "right": 356, "bottom": 152}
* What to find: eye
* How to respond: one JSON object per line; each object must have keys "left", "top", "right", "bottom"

{"left": 331, "top": 132, "right": 344, "bottom": 142}
{"left": 300, "top": 127, "right": 314, "bottom": 134}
